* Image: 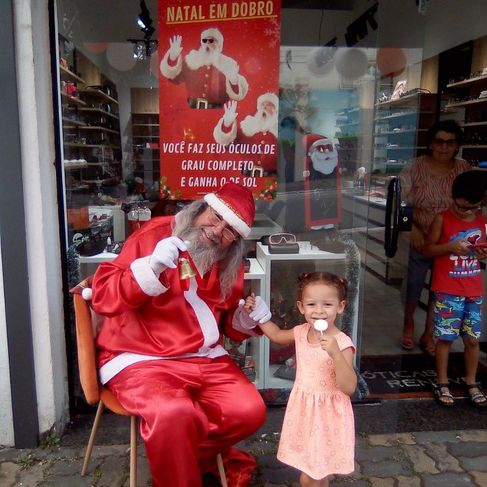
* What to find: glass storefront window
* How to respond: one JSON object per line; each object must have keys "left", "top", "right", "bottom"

{"left": 54, "top": 0, "right": 487, "bottom": 409}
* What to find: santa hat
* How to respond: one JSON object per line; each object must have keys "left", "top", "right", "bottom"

{"left": 201, "top": 28, "right": 224, "bottom": 51}
{"left": 204, "top": 182, "right": 255, "bottom": 238}
{"left": 257, "top": 92, "right": 279, "bottom": 109}
{"left": 304, "top": 133, "right": 333, "bottom": 156}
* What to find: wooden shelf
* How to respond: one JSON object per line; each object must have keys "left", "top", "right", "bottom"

{"left": 62, "top": 118, "right": 87, "bottom": 127}
{"left": 79, "top": 87, "right": 119, "bottom": 105}
{"left": 60, "top": 65, "right": 86, "bottom": 84}
{"left": 61, "top": 92, "right": 87, "bottom": 107}
{"left": 447, "top": 74, "right": 487, "bottom": 89}
{"left": 79, "top": 107, "right": 119, "bottom": 120}
{"left": 79, "top": 126, "right": 119, "bottom": 135}
{"left": 444, "top": 97, "right": 487, "bottom": 109}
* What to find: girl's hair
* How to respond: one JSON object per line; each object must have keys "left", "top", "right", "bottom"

{"left": 297, "top": 272, "right": 348, "bottom": 301}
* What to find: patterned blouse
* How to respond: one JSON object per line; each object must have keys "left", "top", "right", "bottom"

{"left": 399, "top": 155, "right": 471, "bottom": 235}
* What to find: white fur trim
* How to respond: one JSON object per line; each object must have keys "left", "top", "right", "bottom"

{"left": 225, "top": 74, "right": 248, "bottom": 101}
{"left": 213, "top": 118, "right": 237, "bottom": 146}
{"left": 257, "top": 92, "right": 279, "bottom": 109}
{"left": 130, "top": 257, "right": 168, "bottom": 296}
{"left": 160, "top": 50, "right": 183, "bottom": 80}
{"left": 204, "top": 193, "right": 251, "bottom": 237}
{"left": 81, "top": 287, "right": 92, "bottom": 301}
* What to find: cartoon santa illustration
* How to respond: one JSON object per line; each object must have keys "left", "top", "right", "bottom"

{"left": 302, "top": 133, "right": 340, "bottom": 227}
{"left": 160, "top": 27, "right": 248, "bottom": 109}
{"left": 213, "top": 93, "right": 279, "bottom": 175}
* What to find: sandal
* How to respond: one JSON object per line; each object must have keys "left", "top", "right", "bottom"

{"left": 465, "top": 382, "right": 487, "bottom": 408}
{"left": 401, "top": 334, "right": 416, "bottom": 351}
{"left": 433, "top": 383, "right": 455, "bottom": 407}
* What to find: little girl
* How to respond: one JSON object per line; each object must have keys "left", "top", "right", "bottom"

{"left": 245, "top": 271, "right": 356, "bottom": 487}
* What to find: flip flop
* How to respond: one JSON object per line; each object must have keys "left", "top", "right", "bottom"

{"left": 433, "top": 383, "right": 455, "bottom": 407}
{"left": 401, "top": 334, "right": 415, "bottom": 350}
{"left": 465, "top": 382, "right": 487, "bottom": 408}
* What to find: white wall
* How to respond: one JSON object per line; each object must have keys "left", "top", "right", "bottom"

{"left": 0, "top": 241, "right": 14, "bottom": 446}
{"left": 13, "top": 0, "right": 68, "bottom": 439}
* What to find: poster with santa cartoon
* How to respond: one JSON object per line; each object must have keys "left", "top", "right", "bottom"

{"left": 302, "top": 133, "right": 342, "bottom": 227}
{"left": 158, "top": 0, "right": 281, "bottom": 200}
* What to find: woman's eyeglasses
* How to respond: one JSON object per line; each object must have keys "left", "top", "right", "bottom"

{"left": 432, "top": 138, "right": 458, "bottom": 147}
{"left": 268, "top": 233, "right": 297, "bottom": 245}
{"left": 207, "top": 209, "right": 239, "bottom": 242}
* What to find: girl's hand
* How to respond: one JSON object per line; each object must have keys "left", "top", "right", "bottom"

{"left": 319, "top": 334, "right": 340, "bottom": 357}
{"left": 243, "top": 294, "right": 256, "bottom": 313}
{"left": 472, "top": 246, "right": 487, "bottom": 260}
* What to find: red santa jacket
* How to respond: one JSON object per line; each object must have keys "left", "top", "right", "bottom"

{"left": 91, "top": 216, "right": 254, "bottom": 378}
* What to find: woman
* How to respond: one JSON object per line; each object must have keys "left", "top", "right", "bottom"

{"left": 400, "top": 119, "right": 471, "bottom": 355}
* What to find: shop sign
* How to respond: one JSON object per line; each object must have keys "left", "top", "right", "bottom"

{"left": 158, "top": 0, "right": 281, "bottom": 200}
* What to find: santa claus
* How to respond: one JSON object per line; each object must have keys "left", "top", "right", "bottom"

{"left": 302, "top": 133, "right": 340, "bottom": 227}
{"left": 213, "top": 93, "right": 279, "bottom": 175}
{"left": 303, "top": 133, "right": 338, "bottom": 179}
{"left": 160, "top": 27, "right": 248, "bottom": 109}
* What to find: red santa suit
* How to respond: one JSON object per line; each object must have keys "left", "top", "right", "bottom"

{"left": 160, "top": 28, "right": 248, "bottom": 108}
{"left": 214, "top": 92, "right": 279, "bottom": 173}
{"left": 91, "top": 184, "right": 265, "bottom": 487}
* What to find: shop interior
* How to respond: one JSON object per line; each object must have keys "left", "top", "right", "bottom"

{"left": 55, "top": 0, "right": 487, "bottom": 406}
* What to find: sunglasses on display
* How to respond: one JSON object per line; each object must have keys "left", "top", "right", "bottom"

{"left": 207, "top": 209, "right": 239, "bottom": 242}
{"left": 431, "top": 138, "right": 457, "bottom": 146}
{"left": 268, "top": 233, "right": 297, "bottom": 245}
{"left": 202, "top": 38, "right": 215, "bottom": 43}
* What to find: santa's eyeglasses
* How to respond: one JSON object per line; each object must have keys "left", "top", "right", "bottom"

{"left": 202, "top": 38, "right": 215, "bottom": 44}
{"left": 206, "top": 208, "right": 239, "bottom": 242}
{"left": 268, "top": 233, "right": 297, "bottom": 245}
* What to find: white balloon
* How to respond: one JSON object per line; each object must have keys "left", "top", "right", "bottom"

{"left": 106, "top": 43, "right": 137, "bottom": 72}
{"left": 307, "top": 47, "right": 335, "bottom": 77}
{"left": 334, "top": 48, "right": 368, "bottom": 80}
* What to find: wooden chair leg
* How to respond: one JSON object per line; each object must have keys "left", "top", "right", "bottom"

{"left": 216, "top": 453, "right": 228, "bottom": 487}
{"left": 129, "top": 416, "right": 138, "bottom": 487}
{"left": 81, "top": 401, "right": 105, "bottom": 476}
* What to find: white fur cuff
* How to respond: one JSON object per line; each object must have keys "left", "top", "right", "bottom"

{"left": 131, "top": 257, "right": 168, "bottom": 296}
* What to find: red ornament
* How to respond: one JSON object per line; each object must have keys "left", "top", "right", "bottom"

{"left": 377, "top": 48, "right": 406, "bottom": 77}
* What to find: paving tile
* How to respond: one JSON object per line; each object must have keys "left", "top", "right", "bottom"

{"left": 423, "top": 443, "right": 463, "bottom": 472}
{"left": 421, "top": 472, "right": 476, "bottom": 487}
{"left": 401, "top": 444, "right": 438, "bottom": 474}
{"left": 368, "top": 433, "right": 416, "bottom": 446}
{"left": 449, "top": 441, "right": 487, "bottom": 457}
{"left": 457, "top": 455, "right": 487, "bottom": 472}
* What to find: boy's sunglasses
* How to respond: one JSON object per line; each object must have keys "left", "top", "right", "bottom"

{"left": 456, "top": 203, "right": 482, "bottom": 212}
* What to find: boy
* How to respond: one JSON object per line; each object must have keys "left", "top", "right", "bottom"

{"left": 423, "top": 171, "right": 487, "bottom": 407}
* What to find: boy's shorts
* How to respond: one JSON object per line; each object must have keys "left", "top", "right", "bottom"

{"left": 433, "top": 292, "right": 482, "bottom": 341}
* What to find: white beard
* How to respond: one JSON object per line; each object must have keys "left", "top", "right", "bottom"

{"left": 311, "top": 151, "right": 338, "bottom": 175}
{"left": 182, "top": 226, "right": 225, "bottom": 276}
{"left": 186, "top": 45, "right": 220, "bottom": 69}
{"left": 240, "top": 109, "right": 278, "bottom": 138}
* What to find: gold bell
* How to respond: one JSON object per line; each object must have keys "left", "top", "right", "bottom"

{"left": 179, "top": 257, "right": 197, "bottom": 280}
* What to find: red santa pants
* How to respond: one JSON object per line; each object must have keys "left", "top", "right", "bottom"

{"left": 107, "top": 356, "right": 266, "bottom": 487}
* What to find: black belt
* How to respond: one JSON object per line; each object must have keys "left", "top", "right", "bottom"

{"left": 188, "top": 97, "right": 223, "bottom": 109}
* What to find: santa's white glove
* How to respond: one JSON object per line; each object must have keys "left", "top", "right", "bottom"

{"left": 249, "top": 296, "right": 272, "bottom": 323}
{"left": 236, "top": 296, "right": 271, "bottom": 331}
{"left": 168, "top": 35, "right": 183, "bottom": 61}
{"left": 223, "top": 101, "right": 238, "bottom": 127}
{"left": 149, "top": 236, "right": 187, "bottom": 276}
{"left": 227, "top": 63, "right": 239, "bottom": 85}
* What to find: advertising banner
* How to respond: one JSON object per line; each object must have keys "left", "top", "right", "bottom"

{"left": 158, "top": 0, "right": 281, "bottom": 200}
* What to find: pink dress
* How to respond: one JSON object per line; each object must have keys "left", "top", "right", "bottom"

{"left": 277, "top": 324, "right": 355, "bottom": 480}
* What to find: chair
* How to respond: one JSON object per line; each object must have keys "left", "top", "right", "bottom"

{"left": 71, "top": 277, "right": 228, "bottom": 487}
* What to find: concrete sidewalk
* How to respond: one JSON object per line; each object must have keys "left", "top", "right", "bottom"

{"left": 1, "top": 401, "right": 487, "bottom": 486}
